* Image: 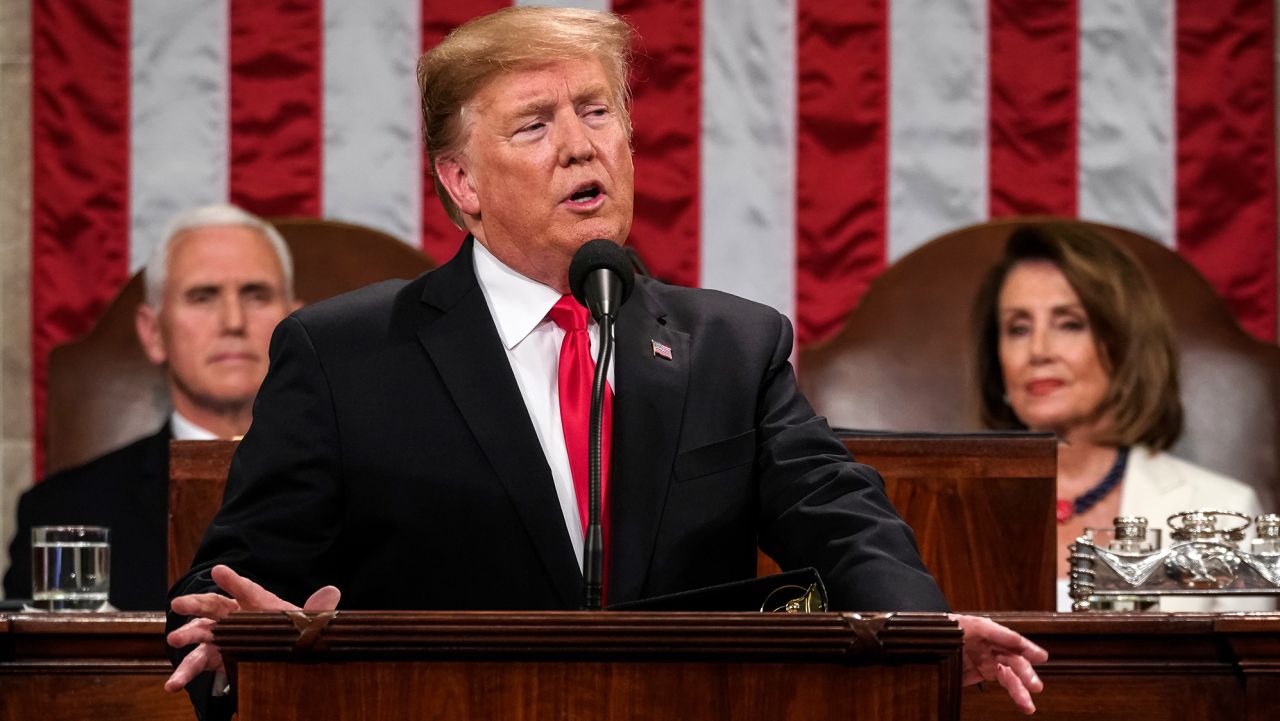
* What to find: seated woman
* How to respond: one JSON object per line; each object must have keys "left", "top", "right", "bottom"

{"left": 971, "top": 222, "right": 1271, "bottom": 612}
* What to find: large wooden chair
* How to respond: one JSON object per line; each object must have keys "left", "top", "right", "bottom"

{"left": 799, "top": 217, "right": 1280, "bottom": 506}
{"left": 45, "top": 218, "right": 435, "bottom": 475}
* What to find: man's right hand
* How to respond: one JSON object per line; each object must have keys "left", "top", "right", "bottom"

{"left": 164, "top": 564, "right": 341, "bottom": 692}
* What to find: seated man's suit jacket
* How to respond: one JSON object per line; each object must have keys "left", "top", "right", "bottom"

{"left": 170, "top": 237, "right": 946, "bottom": 613}
{"left": 5, "top": 424, "right": 171, "bottom": 610}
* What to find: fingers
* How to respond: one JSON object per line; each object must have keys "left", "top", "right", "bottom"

{"left": 163, "top": 642, "right": 224, "bottom": 693}
{"left": 1021, "top": 638, "right": 1050, "bottom": 665}
{"left": 955, "top": 614, "right": 1044, "bottom": 656}
{"left": 212, "top": 564, "right": 298, "bottom": 611}
{"left": 165, "top": 567, "right": 338, "bottom": 697}
{"left": 166, "top": 616, "right": 217, "bottom": 649}
{"left": 960, "top": 643, "right": 986, "bottom": 686}
{"left": 954, "top": 613, "right": 1048, "bottom": 672}
{"left": 954, "top": 613, "right": 1048, "bottom": 714}
{"left": 1000, "top": 652, "right": 1043, "bottom": 694}
{"left": 170, "top": 592, "right": 241, "bottom": 621}
{"left": 995, "top": 662, "right": 1037, "bottom": 715}
{"left": 303, "top": 585, "right": 342, "bottom": 612}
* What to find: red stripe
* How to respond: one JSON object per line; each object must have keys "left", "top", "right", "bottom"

{"left": 1175, "top": 0, "right": 1277, "bottom": 341}
{"left": 228, "top": 0, "right": 323, "bottom": 217}
{"left": 614, "top": 0, "right": 701, "bottom": 289}
{"left": 988, "top": 0, "right": 1077, "bottom": 217}
{"left": 419, "top": 0, "right": 509, "bottom": 264}
{"left": 795, "top": 0, "right": 888, "bottom": 345}
{"left": 30, "top": 0, "right": 132, "bottom": 477}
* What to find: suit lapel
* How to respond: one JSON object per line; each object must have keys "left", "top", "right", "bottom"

{"left": 415, "top": 238, "right": 583, "bottom": 607}
{"left": 609, "top": 280, "right": 690, "bottom": 603}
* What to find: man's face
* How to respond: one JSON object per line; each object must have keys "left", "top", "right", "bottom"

{"left": 135, "top": 225, "right": 294, "bottom": 415}
{"left": 437, "top": 57, "right": 634, "bottom": 291}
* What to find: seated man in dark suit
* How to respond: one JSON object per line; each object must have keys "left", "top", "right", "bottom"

{"left": 164, "top": 7, "right": 1046, "bottom": 716}
{"left": 3, "top": 204, "right": 297, "bottom": 610}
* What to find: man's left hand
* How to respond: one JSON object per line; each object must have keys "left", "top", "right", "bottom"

{"left": 951, "top": 614, "right": 1048, "bottom": 715}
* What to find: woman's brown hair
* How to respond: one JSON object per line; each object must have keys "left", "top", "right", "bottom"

{"left": 972, "top": 223, "right": 1182, "bottom": 450}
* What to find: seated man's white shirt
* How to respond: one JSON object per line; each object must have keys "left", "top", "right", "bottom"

{"left": 472, "top": 239, "right": 615, "bottom": 570}
{"left": 170, "top": 411, "right": 219, "bottom": 441}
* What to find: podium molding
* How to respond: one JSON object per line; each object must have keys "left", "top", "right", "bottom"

{"left": 214, "top": 610, "right": 963, "bottom": 721}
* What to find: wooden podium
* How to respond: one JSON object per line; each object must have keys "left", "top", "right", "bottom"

{"left": 213, "top": 610, "right": 962, "bottom": 721}
{"left": 841, "top": 433, "right": 1056, "bottom": 610}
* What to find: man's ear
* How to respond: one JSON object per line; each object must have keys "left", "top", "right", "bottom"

{"left": 435, "top": 155, "right": 481, "bottom": 217}
{"left": 134, "top": 303, "right": 168, "bottom": 366}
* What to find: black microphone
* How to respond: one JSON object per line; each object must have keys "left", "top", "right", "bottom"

{"left": 567, "top": 240, "right": 635, "bottom": 610}
{"left": 569, "top": 239, "right": 636, "bottom": 322}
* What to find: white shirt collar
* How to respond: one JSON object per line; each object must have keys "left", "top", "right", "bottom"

{"left": 170, "top": 410, "right": 220, "bottom": 441}
{"left": 472, "top": 239, "right": 564, "bottom": 351}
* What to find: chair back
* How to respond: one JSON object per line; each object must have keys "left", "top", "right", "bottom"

{"left": 799, "top": 217, "right": 1280, "bottom": 505}
{"left": 46, "top": 218, "right": 435, "bottom": 474}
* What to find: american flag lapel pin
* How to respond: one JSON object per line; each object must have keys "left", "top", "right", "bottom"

{"left": 651, "top": 339, "right": 673, "bottom": 361}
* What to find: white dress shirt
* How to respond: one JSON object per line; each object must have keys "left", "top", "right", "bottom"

{"left": 471, "top": 240, "right": 615, "bottom": 570}
{"left": 170, "top": 411, "right": 219, "bottom": 441}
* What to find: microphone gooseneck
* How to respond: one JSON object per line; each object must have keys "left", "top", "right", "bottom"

{"left": 568, "top": 240, "right": 635, "bottom": 610}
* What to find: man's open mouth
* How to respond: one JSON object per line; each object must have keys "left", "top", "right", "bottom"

{"left": 566, "top": 183, "right": 603, "bottom": 204}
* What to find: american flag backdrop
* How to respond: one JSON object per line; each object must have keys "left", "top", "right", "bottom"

{"left": 29, "top": 0, "right": 1279, "bottom": 474}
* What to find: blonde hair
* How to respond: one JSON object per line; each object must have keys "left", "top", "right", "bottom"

{"left": 417, "top": 7, "right": 634, "bottom": 227}
{"left": 972, "top": 223, "right": 1183, "bottom": 450}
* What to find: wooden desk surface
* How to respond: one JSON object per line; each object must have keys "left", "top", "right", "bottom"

{"left": 0, "top": 612, "right": 189, "bottom": 721}
{"left": 962, "top": 612, "right": 1280, "bottom": 721}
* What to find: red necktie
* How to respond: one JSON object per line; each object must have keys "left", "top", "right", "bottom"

{"left": 548, "top": 296, "right": 612, "bottom": 587}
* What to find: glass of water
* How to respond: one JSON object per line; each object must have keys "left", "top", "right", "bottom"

{"left": 31, "top": 526, "right": 110, "bottom": 612}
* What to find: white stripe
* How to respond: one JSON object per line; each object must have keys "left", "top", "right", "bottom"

{"left": 515, "top": 0, "right": 610, "bottom": 9}
{"left": 699, "top": 0, "right": 796, "bottom": 321}
{"left": 323, "top": 0, "right": 421, "bottom": 246}
{"left": 887, "top": 0, "right": 988, "bottom": 261}
{"left": 1077, "top": 0, "right": 1175, "bottom": 247}
{"left": 130, "top": 0, "right": 229, "bottom": 270}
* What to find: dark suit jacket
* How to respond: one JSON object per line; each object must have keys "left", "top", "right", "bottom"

{"left": 4, "top": 424, "right": 171, "bottom": 611}
{"left": 171, "top": 238, "right": 946, "bottom": 613}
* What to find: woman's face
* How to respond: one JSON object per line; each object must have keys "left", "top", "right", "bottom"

{"left": 997, "top": 260, "right": 1111, "bottom": 436}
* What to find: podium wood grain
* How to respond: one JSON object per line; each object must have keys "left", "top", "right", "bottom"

{"left": 960, "top": 613, "right": 1280, "bottom": 721}
{"left": 0, "top": 613, "right": 190, "bottom": 721}
{"left": 167, "top": 440, "right": 237, "bottom": 587}
{"left": 214, "top": 611, "right": 963, "bottom": 721}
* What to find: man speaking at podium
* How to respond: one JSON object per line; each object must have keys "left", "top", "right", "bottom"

{"left": 166, "top": 6, "right": 1045, "bottom": 716}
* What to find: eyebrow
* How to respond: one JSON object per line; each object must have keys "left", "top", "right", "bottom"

{"left": 999, "top": 303, "right": 1086, "bottom": 316}
{"left": 508, "top": 84, "right": 613, "bottom": 120}
{"left": 237, "top": 281, "right": 275, "bottom": 294}
{"left": 508, "top": 98, "right": 555, "bottom": 121}
{"left": 181, "top": 281, "right": 278, "bottom": 296}
{"left": 183, "top": 284, "right": 220, "bottom": 297}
